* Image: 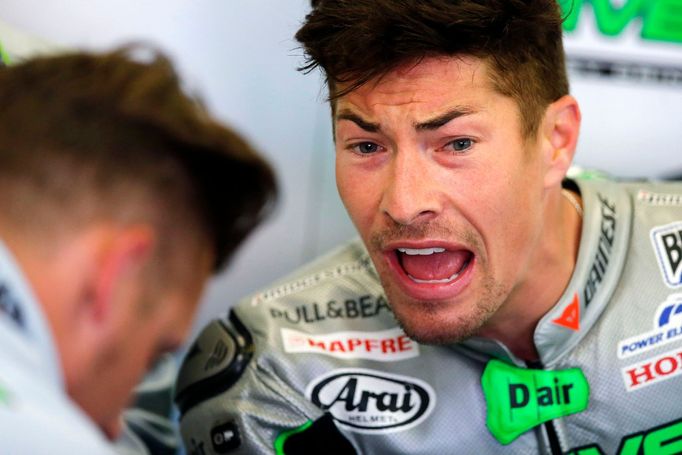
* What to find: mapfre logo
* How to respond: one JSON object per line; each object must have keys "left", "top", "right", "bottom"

{"left": 651, "top": 222, "right": 682, "bottom": 288}
{"left": 281, "top": 327, "right": 419, "bottom": 362}
{"left": 306, "top": 368, "right": 435, "bottom": 434}
{"left": 618, "top": 294, "right": 682, "bottom": 359}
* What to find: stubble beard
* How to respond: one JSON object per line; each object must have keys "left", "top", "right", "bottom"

{"left": 380, "top": 272, "right": 507, "bottom": 345}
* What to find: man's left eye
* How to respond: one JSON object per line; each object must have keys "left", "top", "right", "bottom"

{"left": 448, "top": 138, "right": 473, "bottom": 152}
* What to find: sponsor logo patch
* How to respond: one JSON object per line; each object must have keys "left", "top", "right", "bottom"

{"left": 481, "top": 360, "right": 589, "bottom": 445}
{"left": 281, "top": 327, "right": 419, "bottom": 361}
{"left": 251, "top": 258, "right": 373, "bottom": 305}
{"left": 583, "top": 194, "right": 616, "bottom": 307}
{"left": 618, "top": 294, "right": 682, "bottom": 359}
{"left": 622, "top": 346, "right": 682, "bottom": 392}
{"left": 269, "top": 294, "right": 390, "bottom": 325}
{"left": 651, "top": 222, "right": 682, "bottom": 288}
{"left": 638, "top": 190, "right": 682, "bottom": 206}
{"left": 306, "top": 368, "right": 435, "bottom": 434}
{"left": 552, "top": 293, "right": 581, "bottom": 331}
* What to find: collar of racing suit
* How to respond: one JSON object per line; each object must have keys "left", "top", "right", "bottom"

{"left": 457, "top": 177, "right": 633, "bottom": 368}
{"left": 0, "top": 237, "right": 64, "bottom": 389}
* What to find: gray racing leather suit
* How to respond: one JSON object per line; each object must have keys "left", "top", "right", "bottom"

{"left": 176, "top": 176, "right": 682, "bottom": 454}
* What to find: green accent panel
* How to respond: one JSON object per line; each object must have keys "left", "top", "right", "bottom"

{"left": 481, "top": 359, "right": 590, "bottom": 445}
{"left": 618, "top": 434, "right": 645, "bottom": 455}
{"left": 566, "top": 447, "right": 605, "bottom": 455}
{"left": 643, "top": 419, "right": 682, "bottom": 454}
{"left": 274, "top": 420, "right": 313, "bottom": 455}
{"left": 642, "top": 0, "right": 682, "bottom": 43}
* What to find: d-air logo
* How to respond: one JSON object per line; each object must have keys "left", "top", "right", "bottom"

{"left": 306, "top": 368, "right": 435, "bottom": 434}
{"left": 552, "top": 293, "right": 581, "bottom": 331}
{"left": 651, "top": 222, "right": 682, "bottom": 288}
{"left": 622, "top": 346, "right": 682, "bottom": 391}
{"left": 618, "top": 294, "right": 682, "bottom": 358}
{"left": 281, "top": 327, "right": 419, "bottom": 361}
{"left": 481, "top": 360, "right": 590, "bottom": 445}
{"left": 566, "top": 417, "right": 682, "bottom": 455}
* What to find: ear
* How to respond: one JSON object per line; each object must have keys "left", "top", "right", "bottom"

{"left": 56, "top": 224, "right": 157, "bottom": 395}
{"left": 87, "top": 224, "right": 157, "bottom": 326}
{"left": 540, "top": 95, "right": 581, "bottom": 189}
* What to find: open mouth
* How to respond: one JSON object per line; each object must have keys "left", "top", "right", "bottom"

{"left": 396, "top": 247, "right": 473, "bottom": 284}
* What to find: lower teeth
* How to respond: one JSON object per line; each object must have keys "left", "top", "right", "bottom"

{"left": 408, "top": 272, "right": 460, "bottom": 284}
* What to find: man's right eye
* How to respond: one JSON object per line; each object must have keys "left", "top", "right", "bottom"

{"left": 352, "top": 142, "right": 381, "bottom": 155}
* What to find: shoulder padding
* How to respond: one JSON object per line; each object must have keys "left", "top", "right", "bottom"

{"left": 174, "top": 311, "right": 254, "bottom": 415}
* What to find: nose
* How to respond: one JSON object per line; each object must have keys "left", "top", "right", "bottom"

{"left": 380, "top": 150, "right": 439, "bottom": 225}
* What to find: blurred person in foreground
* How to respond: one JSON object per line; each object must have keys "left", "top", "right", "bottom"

{"left": 176, "top": 1, "right": 682, "bottom": 454}
{"left": 0, "top": 47, "right": 276, "bottom": 453}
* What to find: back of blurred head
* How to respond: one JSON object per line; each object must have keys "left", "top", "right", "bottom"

{"left": 0, "top": 47, "right": 276, "bottom": 437}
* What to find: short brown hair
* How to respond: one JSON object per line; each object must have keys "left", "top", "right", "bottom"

{"left": 0, "top": 47, "right": 276, "bottom": 271}
{"left": 296, "top": 0, "right": 569, "bottom": 138}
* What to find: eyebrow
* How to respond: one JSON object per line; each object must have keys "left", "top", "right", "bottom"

{"left": 336, "top": 110, "right": 380, "bottom": 133}
{"left": 414, "top": 107, "right": 476, "bottom": 131}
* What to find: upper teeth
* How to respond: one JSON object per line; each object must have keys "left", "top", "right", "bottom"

{"left": 397, "top": 247, "right": 445, "bottom": 256}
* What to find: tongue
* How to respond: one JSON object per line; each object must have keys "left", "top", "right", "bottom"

{"left": 400, "top": 250, "right": 470, "bottom": 281}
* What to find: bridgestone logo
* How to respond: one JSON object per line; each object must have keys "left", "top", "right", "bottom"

{"left": 306, "top": 369, "right": 435, "bottom": 434}
{"left": 651, "top": 222, "right": 682, "bottom": 288}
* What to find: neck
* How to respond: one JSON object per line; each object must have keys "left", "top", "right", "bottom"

{"left": 477, "top": 187, "right": 582, "bottom": 362}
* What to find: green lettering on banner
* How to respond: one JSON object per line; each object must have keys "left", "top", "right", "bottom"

{"left": 642, "top": 0, "right": 682, "bottom": 43}
{"left": 481, "top": 359, "right": 589, "bottom": 445}
{"left": 559, "top": 0, "right": 682, "bottom": 44}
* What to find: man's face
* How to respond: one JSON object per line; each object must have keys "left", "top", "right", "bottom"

{"left": 334, "top": 56, "right": 549, "bottom": 344}
{"left": 86, "top": 247, "right": 214, "bottom": 439}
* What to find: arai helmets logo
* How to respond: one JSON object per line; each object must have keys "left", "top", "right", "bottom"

{"left": 306, "top": 368, "right": 436, "bottom": 434}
